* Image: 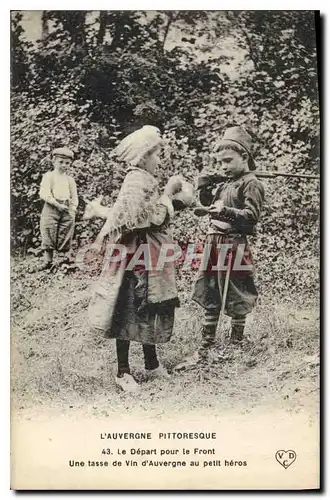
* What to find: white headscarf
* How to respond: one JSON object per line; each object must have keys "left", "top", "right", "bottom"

{"left": 101, "top": 126, "right": 163, "bottom": 239}
{"left": 113, "top": 125, "right": 162, "bottom": 166}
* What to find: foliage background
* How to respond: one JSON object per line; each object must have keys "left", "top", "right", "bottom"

{"left": 11, "top": 10, "right": 320, "bottom": 300}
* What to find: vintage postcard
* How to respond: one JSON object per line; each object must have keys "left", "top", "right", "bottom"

{"left": 10, "top": 10, "right": 320, "bottom": 490}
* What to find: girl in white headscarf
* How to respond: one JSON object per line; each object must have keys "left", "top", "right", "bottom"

{"left": 89, "top": 126, "right": 186, "bottom": 392}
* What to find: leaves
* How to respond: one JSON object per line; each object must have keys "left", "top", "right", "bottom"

{"left": 10, "top": 10, "right": 319, "bottom": 297}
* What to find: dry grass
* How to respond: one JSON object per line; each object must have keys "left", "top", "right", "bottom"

{"left": 11, "top": 256, "right": 319, "bottom": 418}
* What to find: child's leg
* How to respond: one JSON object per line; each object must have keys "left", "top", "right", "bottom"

{"left": 200, "top": 308, "right": 220, "bottom": 352}
{"left": 40, "top": 203, "right": 59, "bottom": 269}
{"left": 34, "top": 249, "right": 54, "bottom": 272}
{"left": 116, "top": 339, "right": 131, "bottom": 377}
{"left": 142, "top": 344, "right": 159, "bottom": 371}
{"left": 115, "top": 339, "right": 139, "bottom": 392}
{"left": 44, "top": 249, "right": 53, "bottom": 264}
{"left": 57, "top": 212, "right": 75, "bottom": 256}
{"left": 230, "top": 315, "right": 246, "bottom": 343}
{"left": 173, "top": 308, "right": 221, "bottom": 371}
{"left": 143, "top": 344, "right": 169, "bottom": 379}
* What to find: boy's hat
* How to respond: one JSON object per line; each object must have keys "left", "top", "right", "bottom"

{"left": 52, "top": 146, "right": 74, "bottom": 160}
{"left": 215, "top": 126, "right": 256, "bottom": 170}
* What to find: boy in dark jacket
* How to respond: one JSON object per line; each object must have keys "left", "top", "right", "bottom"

{"left": 178, "top": 126, "right": 265, "bottom": 369}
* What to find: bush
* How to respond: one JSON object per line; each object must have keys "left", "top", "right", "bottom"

{"left": 11, "top": 10, "right": 319, "bottom": 298}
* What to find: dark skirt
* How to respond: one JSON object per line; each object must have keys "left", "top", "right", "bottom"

{"left": 192, "top": 233, "right": 258, "bottom": 318}
{"left": 108, "top": 270, "right": 177, "bottom": 344}
{"left": 88, "top": 228, "right": 180, "bottom": 345}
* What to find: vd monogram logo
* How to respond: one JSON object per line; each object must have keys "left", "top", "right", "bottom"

{"left": 275, "top": 450, "right": 297, "bottom": 469}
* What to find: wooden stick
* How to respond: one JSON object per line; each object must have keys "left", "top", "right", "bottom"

{"left": 218, "top": 249, "right": 233, "bottom": 343}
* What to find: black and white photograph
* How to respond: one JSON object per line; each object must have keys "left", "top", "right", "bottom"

{"left": 10, "top": 9, "right": 320, "bottom": 490}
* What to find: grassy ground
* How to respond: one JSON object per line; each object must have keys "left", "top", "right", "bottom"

{"left": 11, "top": 255, "right": 319, "bottom": 419}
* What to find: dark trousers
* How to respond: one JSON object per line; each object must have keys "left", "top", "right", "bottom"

{"left": 116, "top": 339, "right": 159, "bottom": 377}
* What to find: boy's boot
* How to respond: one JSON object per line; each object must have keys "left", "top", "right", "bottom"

{"left": 174, "top": 310, "right": 219, "bottom": 371}
{"left": 37, "top": 250, "right": 54, "bottom": 272}
{"left": 199, "top": 308, "right": 219, "bottom": 355}
{"left": 230, "top": 316, "right": 246, "bottom": 344}
{"left": 198, "top": 324, "right": 217, "bottom": 358}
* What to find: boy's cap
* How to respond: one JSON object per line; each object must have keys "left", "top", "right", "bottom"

{"left": 52, "top": 147, "right": 74, "bottom": 159}
{"left": 215, "top": 126, "right": 256, "bottom": 169}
